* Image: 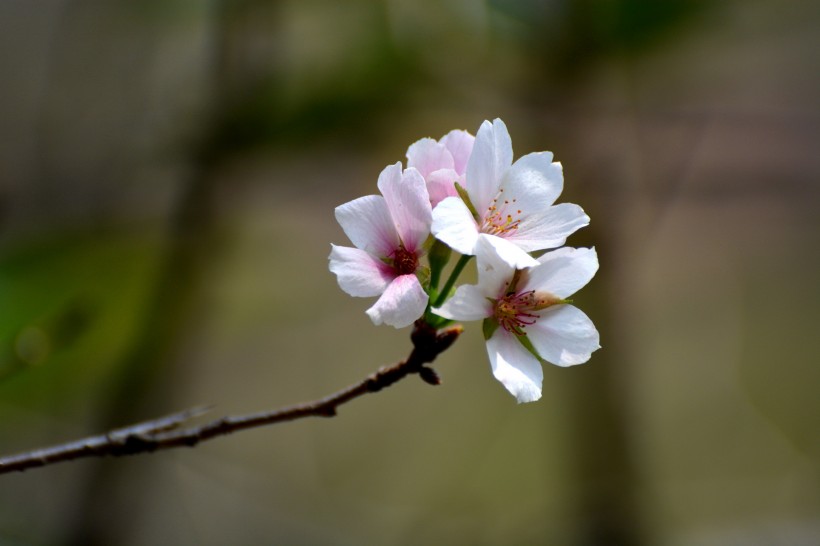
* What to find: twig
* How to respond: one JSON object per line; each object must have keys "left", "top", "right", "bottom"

{"left": 0, "top": 321, "right": 461, "bottom": 475}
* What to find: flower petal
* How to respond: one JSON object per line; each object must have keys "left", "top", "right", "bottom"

{"left": 486, "top": 330, "right": 543, "bottom": 403}
{"left": 377, "top": 163, "right": 432, "bottom": 252}
{"left": 500, "top": 151, "right": 561, "bottom": 214}
{"left": 511, "top": 203, "right": 590, "bottom": 252}
{"left": 522, "top": 247, "right": 599, "bottom": 299}
{"left": 425, "top": 168, "right": 460, "bottom": 207}
{"left": 466, "top": 119, "right": 513, "bottom": 215}
{"left": 440, "top": 129, "right": 475, "bottom": 174}
{"left": 406, "top": 138, "right": 454, "bottom": 178}
{"left": 328, "top": 244, "right": 394, "bottom": 297}
{"left": 335, "top": 194, "right": 398, "bottom": 257}
{"left": 431, "top": 196, "right": 480, "bottom": 255}
{"left": 527, "top": 305, "right": 600, "bottom": 366}
{"left": 478, "top": 233, "right": 539, "bottom": 269}
{"left": 433, "top": 284, "right": 492, "bottom": 321}
{"left": 474, "top": 235, "right": 518, "bottom": 296}
{"left": 366, "top": 274, "right": 428, "bottom": 328}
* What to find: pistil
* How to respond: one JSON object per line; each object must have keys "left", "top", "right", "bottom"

{"left": 493, "top": 289, "right": 564, "bottom": 336}
{"left": 392, "top": 245, "right": 419, "bottom": 276}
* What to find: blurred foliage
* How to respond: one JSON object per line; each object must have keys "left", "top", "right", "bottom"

{"left": 0, "top": 231, "right": 162, "bottom": 408}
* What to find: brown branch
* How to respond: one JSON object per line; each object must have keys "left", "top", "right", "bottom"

{"left": 0, "top": 321, "right": 461, "bottom": 475}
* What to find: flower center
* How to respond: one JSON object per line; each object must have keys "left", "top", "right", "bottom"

{"left": 481, "top": 188, "right": 522, "bottom": 237}
{"left": 392, "top": 246, "right": 419, "bottom": 276}
{"left": 493, "top": 290, "right": 562, "bottom": 336}
{"left": 494, "top": 290, "right": 538, "bottom": 335}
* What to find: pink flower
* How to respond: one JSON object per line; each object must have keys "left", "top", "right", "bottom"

{"left": 407, "top": 129, "right": 475, "bottom": 207}
{"left": 431, "top": 119, "right": 589, "bottom": 269}
{"left": 329, "top": 163, "right": 432, "bottom": 328}
{"left": 433, "top": 238, "right": 600, "bottom": 403}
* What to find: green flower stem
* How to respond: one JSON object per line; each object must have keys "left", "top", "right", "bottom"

{"left": 430, "top": 267, "right": 441, "bottom": 293}
{"left": 432, "top": 254, "right": 472, "bottom": 309}
{"left": 427, "top": 239, "right": 452, "bottom": 293}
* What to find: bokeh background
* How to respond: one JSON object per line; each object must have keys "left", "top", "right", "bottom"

{"left": 1, "top": 0, "right": 818, "bottom": 544}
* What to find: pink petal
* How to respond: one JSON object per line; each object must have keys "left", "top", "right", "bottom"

{"left": 328, "top": 244, "right": 394, "bottom": 297}
{"left": 335, "top": 194, "right": 399, "bottom": 258}
{"left": 366, "top": 274, "right": 428, "bottom": 328}
{"left": 425, "top": 168, "right": 460, "bottom": 207}
{"left": 440, "top": 129, "right": 475, "bottom": 175}
{"left": 377, "top": 163, "right": 432, "bottom": 252}
{"left": 406, "top": 138, "right": 454, "bottom": 178}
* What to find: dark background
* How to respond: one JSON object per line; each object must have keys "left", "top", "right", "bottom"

{"left": 1, "top": 1, "right": 818, "bottom": 544}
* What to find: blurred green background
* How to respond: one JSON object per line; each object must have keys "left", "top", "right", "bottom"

{"left": 1, "top": 0, "right": 818, "bottom": 544}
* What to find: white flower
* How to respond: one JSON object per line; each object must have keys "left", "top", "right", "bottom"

{"left": 329, "top": 163, "right": 432, "bottom": 328}
{"left": 407, "top": 129, "right": 475, "bottom": 207}
{"left": 431, "top": 118, "right": 590, "bottom": 269}
{"left": 433, "top": 238, "right": 600, "bottom": 403}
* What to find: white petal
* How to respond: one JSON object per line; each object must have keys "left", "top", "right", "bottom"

{"left": 527, "top": 305, "right": 600, "bottom": 366}
{"left": 433, "top": 284, "right": 492, "bottom": 321}
{"left": 523, "top": 247, "right": 599, "bottom": 299}
{"left": 466, "top": 119, "right": 513, "bottom": 214}
{"left": 474, "top": 236, "right": 518, "bottom": 296}
{"left": 440, "top": 129, "right": 475, "bottom": 174}
{"left": 366, "top": 274, "right": 428, "bottom": 328}
{"left": 406, "top": 138, "right": 453, "bottom": 178}
{"left": 486, "top": 330, "right": 543, "bottom": 403}
{"left": 502, "top": 152, "right": 561, "bottom": 213}
{"left": 478, "top": 233, "right": 539, "bottom": 269}
{"left": 335, "top": 194, "right": 398, "bottom": 257}
{"left": 425, "top": 168, "right": 460, "bottom": 207}
{"left": 328, "top": 245, "right": 394, "bottom": 297}
{"left": 511, "top": 203, "right": 590, "bottom": 252}
{"left": 377, "top": 163, "right": 432, "bottom": 252}
{"left": 431, "top": 196, "right": 480, "bottom": 255}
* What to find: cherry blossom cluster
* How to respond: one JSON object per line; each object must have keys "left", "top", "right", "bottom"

{"left": 329, "top": 119, "right": 599, "bottom": 403}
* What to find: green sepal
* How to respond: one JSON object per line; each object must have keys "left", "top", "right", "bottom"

{"left": 516, "top": 331, "right": 543, "bottom": 361}
{"left": 454, "top": 182, "right": 480, "bottom": 222}
{"left": 505, "top": 269, "right": 523, "bottom": 295}
{"left": 530, "top": 296, "right": 572, "bottom": 311}
{"left": 422, "top": 233, "right": 437, "bottom": 252}
{"left": 484, "top": 318, "right": 543, "bottom": 361}
{"left": 482, "top": 318, "right": 499, "bottom": 340}
{"left": 427, "top": 239, "right": 452, "bottom": 291}
{"left": 416, "top": 266, "right": 431, "bottom": 291}
{"left": 424, "top": 310, "right": 453, "bottom": 330}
